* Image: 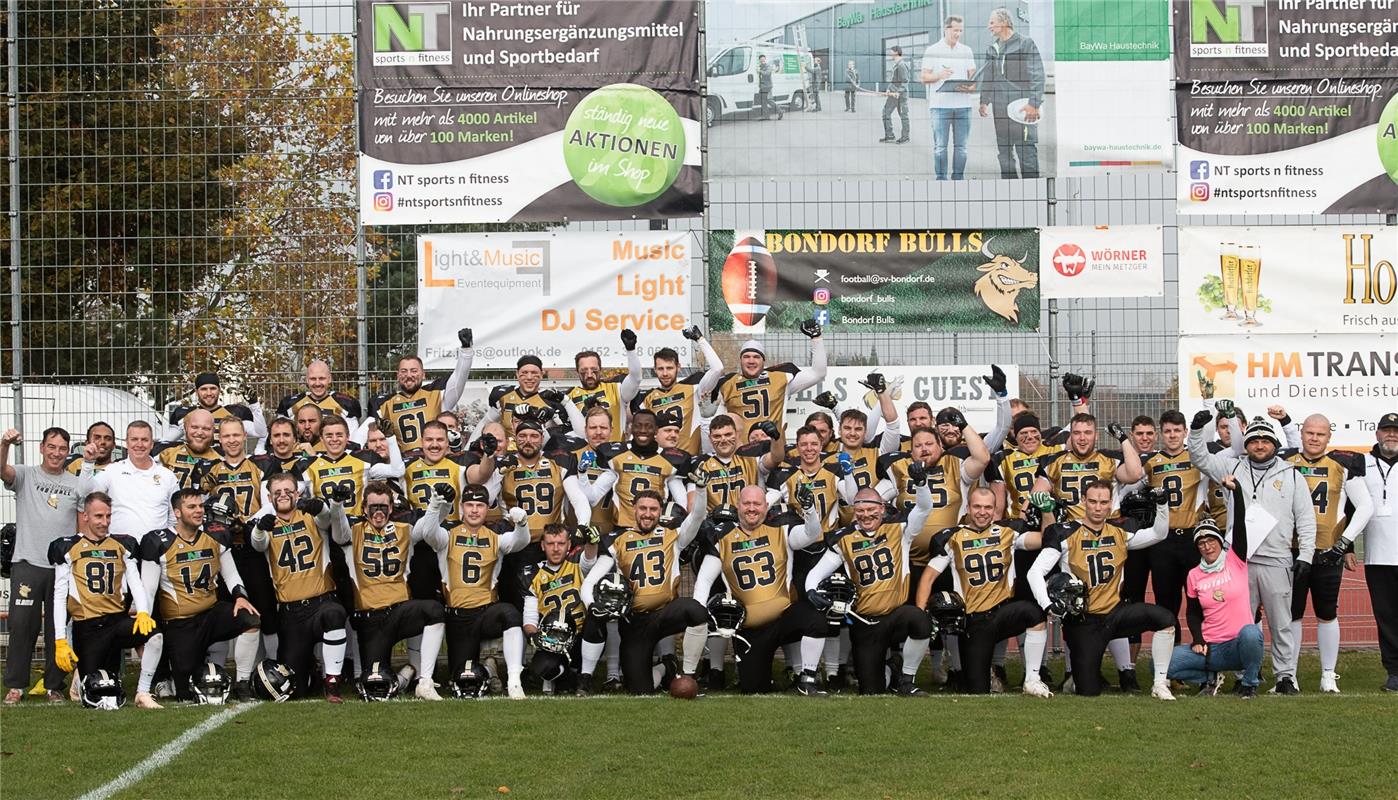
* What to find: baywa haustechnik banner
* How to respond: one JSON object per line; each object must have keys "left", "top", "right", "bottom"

{"left": 359, "top": 1, "right": 702, "bottom": 224}
{"left": 706, "top": 229, "right": 1040, "bottom": 333}
{"left": 1174, "top": 0, "right": 1398, "bottom": 214}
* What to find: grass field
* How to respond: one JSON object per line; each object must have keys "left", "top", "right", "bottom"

{"left": 2, "top": 651, "right": 1394, "bottom": 800}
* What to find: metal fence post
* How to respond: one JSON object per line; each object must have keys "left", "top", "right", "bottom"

{"left": 7, "top": 0, "right": 23, "bottom": 456}
{"left": 1046, "top": 177, "right": 1059, "bottom": 427}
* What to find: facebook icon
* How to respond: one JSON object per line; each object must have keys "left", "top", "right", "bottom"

{"left": 372, "top": 170, "right": 394, "bottom": 190}
{"left": 814, "top": 309, "right": 830, "bottom": 326}
{"left": 1189, "top": 161, "right": 1210, "bottom": 181}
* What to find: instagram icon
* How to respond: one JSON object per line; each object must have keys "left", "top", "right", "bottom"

{"left": 1189, "top": 183, "right": 1210, "bottom": 202}
{"left": 813, "top": 288, "right": 831, "bottom": 305}
{"left": 373, "top": 192, "right": 394, "bottom": 212}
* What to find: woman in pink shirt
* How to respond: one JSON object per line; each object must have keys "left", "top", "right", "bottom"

{"left": 1167, "top": 476, "right": 1265, "bottom": 698}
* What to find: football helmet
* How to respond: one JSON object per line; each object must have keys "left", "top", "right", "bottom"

{"left": 813, "top": 572, "right": 858, "bottom": 622}
{"left": 1046, "top": 572, "right": 1087, "bottom": 620}
{"left": 1118, "top": 488, "right": 1165, "bottom": 529}
{"left": 706, "top": 592, "right": 747, "bottom": 638}
{"left": 533, "top": 610, "right": 576, "bottom": 657}
{"left": 452, "top": 661, "right": 491, "bottom": 699}
{"left": 589, "top": 571, "right": 632, "bottom": 620}
{"left": 360, "top": 661, "right": 402, "bottom": 701}
{"left": 81, "top": 669, "right": 125, "bottom": 711}
{"left": 251, "top": 659, "right": 295, "bottom": 702}
{"left": 192, "top": 662, "right": 232, "bottom": 705}
{"left": 927, "top": 590, "right": 966, "bottom": 636}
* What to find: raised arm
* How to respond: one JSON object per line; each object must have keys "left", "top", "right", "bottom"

{"left": 1187, "top": 410, "right": 1237, "bottom": 484}
{"left": 562, "top": 474, "right": 592, "bottom": 528}
{"left": 904, "top": 481, "right": 934, "bottom": 543}
{"left": 960, "top": 426, "right": 990, "bottom": 483}
{"left": 694, "top": 335, "right": 726, "bottom": 399}
{"left": 691, "top": 555, "right": 722, "bottom": 606}
{"left": 676, "top": 499, "right": 707, "bottom": 549}
{"left": 789, "top": 506, "right": 826, "bottom": 551}
{"left": 785, "top": 326, "right": 828, "bottom": 394}
{"left": 441, "top": 339, "right": 475, "bottom": 413}
{"left": 620, "top": 335, "right": 643, "bottom": 405}
{"left": 367, "top": 437, "right": 405, "bottom": 479}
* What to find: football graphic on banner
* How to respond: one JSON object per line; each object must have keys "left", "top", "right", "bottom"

{"left": 720, "top": 235, "right": 777, "bottom": 331}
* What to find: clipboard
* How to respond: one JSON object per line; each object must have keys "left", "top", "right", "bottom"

{"left": 936, "top": 63, "right": 987, "bottom": 92}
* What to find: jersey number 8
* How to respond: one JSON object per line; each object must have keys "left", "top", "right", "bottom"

{"left": 852, "top": 547, "right": 895, "bottom": 586}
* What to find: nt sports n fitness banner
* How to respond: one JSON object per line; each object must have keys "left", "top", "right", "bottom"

{"left": 706, "top": 229, "right": 1040, "bottom": 334}
{"left": 359, "top": 1, "right": 702, "bottom": 224}
{"left": 417, "top": 232, "right": 693, "bottom": 370}
{"left": 1173, "top": 0, "right": 1398, "bottom": 214}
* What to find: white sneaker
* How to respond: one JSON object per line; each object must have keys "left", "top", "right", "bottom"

{"left": 415, "top": 680, "right": 443, "bottom": 701}
{"left": 1319, "top": 671, "right": 1341, "bottom": 694}
{"left": 507, "top": 678, "right": 525, "bottom": 700}
{"left": 1022, "top": 678, "right": 1053, "bottom": 698}
{"left": 1151, "top": 680, "right": 1176, "bottom": 701}
{"left": 133, "top": 691, "right": 164, "bottom": 709}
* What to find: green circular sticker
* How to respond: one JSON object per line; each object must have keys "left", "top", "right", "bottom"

{"left": 562, "top": 84, "right": 685, "bottom": 207}
{"left": 1380, "top": 91, "right": 1398, "bottom": 187}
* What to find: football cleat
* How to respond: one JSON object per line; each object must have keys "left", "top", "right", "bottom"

{"left": 323, "top": 674, "right": 344, "bottom": 704}
{"left": 1022, "top": 678, "right": 1053, "bottom": 698}
{"left": 507, "top": 677, "right": 526, "bottom": 700}
{"left": 894, "top": 675, "right": 926, "bottom": 696}
{"left": 1238, "top": 684, "right": 1258, "bottom": 700}
{"left": 1271, "top": 676, "right": 1300, "bottom": 695}
{"left": 990, "top": 664, "right": 1008, "bottom": 694}
{"left": 1150, "top": 680, "right": 1176, "bottom": 701}
{"left": 1118, "top": 668, "right": 1140, "bottom": 694}
{"left": 1319, "top": 671, "right": 1340, "bottom": 694}
{"left": 1061, "top": 672, "right": 1077, "bottom": 695}
{"left": 795, "top": 670, "right": 825, "bottom": 697}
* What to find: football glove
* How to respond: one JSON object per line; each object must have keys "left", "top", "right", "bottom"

{"left": 243, "top": 389, "right": 259, "bottom": 406}
{"left": 577, "top": 449, "right": 596, "bottom": 471}
{"left": 813, "top": 391, "right": 838, "bottom": 410}
{"left": 256, "top": 515, "right": 279, "bottom": 532}
{"left": 907, "top": 460, "right": 928, "bottom": 487}
{"left": 1293, "top": 560, "right": 1311, "bottom": 583}
{"left": 1315, "top": 540, "right": 1349, "bottom": 568}
{"left": 1191, "top": 409, "right": 1214, "bottom": 430}
{"left": 795, "top": 482, "right": 816, "bottom": 512}
{"left": 507, "top": 507, "right": 528, "bottom": 526}
{"left": 983, "top": 364, "right": 1008, "bottom": 397}
{"left": 1028, "top": 491, "right": 1056, "bottom": 514}
{"left": 132, "top": 611, "right": 157, "bottom": 637}
{"left": 834, "top": 452, "right": 853, "bottom": 477}
{"left": 330, "top": 484, "right": 354, "bottom": 504}
{"left": 1107, "top": 422, "right": 1127, "bottom": 443}
{"left": 859, "top": 372, "right": 887, "bottom": 395}
{"left": 939, "top": 409, "right": 968, "bottom": 430}
{"left": 690, "top": 464, "right": 709, "bottom": 489}
{"left": 297, "top": 498, "right": 326, "bottom": 516}
{"left": 681, "top": 325, "right": 703, "bottom": 342}
{"left": 575, "top": 524, "right": 602, "bottom": 546}
{"left": 54, "top": 638, "right": 78, "bottom": 672}
{"left": 1214, "top": 399, "right": 1236, "bottom": 419}
{"left": 477, "top": 432, "right": 499, "bottom": 456}
{"left": 457, "top": 327, "right": 473, "bottom": 348}
{"left": 753, "top": 421, "right": 781, "bottom": 441}
{"left": 1062, "top": 373, "right": 1095, "bottom": 405}
{"left": 538, "top": 389, "right": 566, "bottom": 404}
{"left": 620, "top": 328, "right": 638, "bottom": 352}
{"left": 806, "top": 588, "right": 834, "bottom": 612}
{"left": 433, "top": 483, "right": 457, "bottom": 504}
{"left": 798, "top": 319, "right": 822, "bottom": 339}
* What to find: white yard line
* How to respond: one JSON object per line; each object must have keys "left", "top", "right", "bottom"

{"left": 77, "top": 702, "right": 255, "bottom": 800}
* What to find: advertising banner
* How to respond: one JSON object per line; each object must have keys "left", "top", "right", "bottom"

{"left": 705, "top": 229, "right": 1040, "bottom": 333}
{"left": 1039, "top": 225, "right": 1164, "bottom": 298}
{"left": 1178, "top": 226, "right": 1398, "bottom": 335}
{"left": 417, "top": 232, "right": 694, "bottom": 369}
{"left": 785, "top": 364, "right": 1022, "bottom": 436}
{"left": 358, "top": 1, "right": 702, "bottom": 223}
{"left": 1179, "top": 334, "right": 1397, "bottom": 447}
{"left": 1173, "top": 0, "right": 1398, "bottom": 214}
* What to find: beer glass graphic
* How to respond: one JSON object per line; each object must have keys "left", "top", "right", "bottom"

{"left": 1238, "top": 244, "right": 1262, "bottom": 327}
{"left": 1218, "top": 242, "right": 1240, "bottom": 319}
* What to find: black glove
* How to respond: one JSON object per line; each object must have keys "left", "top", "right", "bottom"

{"left": 813, "top": 391, "right": 838, "bottom": 410}
{"left": 907, "top": 460, "right": 928, "bottom": 487}
{"left": 1191, "top": 409, "right": 1214, "bottom": 431}
{"left": 329, "top": 484, "right": 354, "bottom": 504}
{"left": 859, "top": 372, "right": 887, "bottom": 395}
{"left": 243, "top": 388, "right": 258, "bottom": 406}
{"left": 1047, "top": 597, "right": 1070, "bottom": 620}
{"left": 1063, "top": 373, "right": 1095, "bottom": 405}
{"left": 983, "top": 364, "right": 1007, "bottom": 396}
{"left": 477, "top": 432, "right": 499, "bottom": 456}
{"left": 296, "top": 498, "right": 326, "bottom": 516}
{"left": 753, "top": 421, "right": 781, "bottom": 441}
{"left": 433, "top": 483, "right": 457, "bottom": 504}
{"left": 620, "top": 328, "right": 638, "bottom": 352}
{"left": 256, "top": 515, "right": 279, "bottom": 532}
{"left": 1147, "top": 487, "right": 1169, "bottom": 505}
{"left": 681, "top": 325, "right": 703, "bottom": 342}
{"left": 1315, "top": 540, "right": 1349, "bottom": 568}
{"left": 539, "top": 389, "right": 565, "bottom": 405}
{"left": 689, "top": 464, "right": 709, "bottom": 489}
{"left": 798, "top": 319, "right": 822, "bottom": 339}
{"left": 1, "top": 523, "right": 17, "bottom": 579}
{"left": 575, "top": 524, "right": 601, "bottom": 546}
{"left": 1107, "top": 422, "right": 1127, "bottom": 443}
{"left": 1214, "top": 399, "right": 1236, "bottom": 419}
{"left": 445, "top": 427, "right": 463, "bottom": 451}
{"left": 796, "top": 482, "right": 816, "bottom": 512}
{"left": 940, "top": 409, "right": 968, "bottom": 430}
{"left": 1293, "top": 560, "right": 1312, "bottom": 583}
{"left": 807, "top": 588, "right": 833, "bottom": 612}
{"left": 457, "top": 327, "right": 473, "bottom": 348}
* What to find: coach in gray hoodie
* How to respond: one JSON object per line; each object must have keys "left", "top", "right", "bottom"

{"left": 1188, "top": 404, "right": 1314, "bottom": 695}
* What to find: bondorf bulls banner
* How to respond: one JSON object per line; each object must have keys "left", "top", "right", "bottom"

{"left": 417, "top": 232, "right": 693, "bottom": 369}
{"left": 359, "top": 1, "right": 702, "bottom": 223}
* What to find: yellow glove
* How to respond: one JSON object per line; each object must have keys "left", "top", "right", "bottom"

{"left": 132, "top": 611, "right": 157, "bottom": 637}
{"left": 54, "top": 638, "right": 78, "bottom": 672}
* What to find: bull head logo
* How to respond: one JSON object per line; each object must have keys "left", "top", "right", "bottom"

{"left": 973, "top": 239, "right": 1038, "bottom": 324}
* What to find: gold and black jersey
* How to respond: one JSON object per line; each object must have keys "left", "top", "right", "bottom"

{"left": 262, "top": 510, "right": 335, "bottom": 603}
{"left": 1143, "top": 450, "right": 1206, "bottom": 530}
{"left": 768, "top": 463, "right": 842, "bottom": 524}
{"left": 155, "top": 443, "right": 221, "bottom": 491}
{"left": 301, "top": 450, "right": 384, "bottom": 516}
{"left": 171, "top": 403, "right": 254, "bottom": 429}
{"left": 692, "top": 452, "right": 762, "bottom": 513}
{"left": 715, "top": 364, "right": 800, "bottom": 441}
{"left": 879, "top": 452, "right": 967, "bottom": 566}
{"left": 65, "top": 455, "right": 110, "bottom": 475}
{"left": 489, "top": 384, "right": 552, "bottom": 443}
{"left": 499, "top": 454, "right": 578, "bottom": 540}
{"left": 563, "top": 439, "right": 615, "bottom": 533}
{"left": 988, "top": 444, "right": 1059, "bottom": 518}
{"left": 252, "top": 452, "right": 309, "bottom": 481}
{"left": 202, "top": 458, "right": 266, "bottom": 522}
{"left": 597, "top": 443, "right": 685, "bottom": 528}
{"left": 567, "top": 379, "right": 626, "bottom": 443}
{"left": 930, "top": 523, "right": 1024, "bottom": 614}
{"left": 827, "top": 522, "right": 909, "bottom": 618}
{"left": 1036, "top": 450, "right": 1124, "bottom": 521}
{"left": 343, "top": 519, "right": 413, "bottom": 611}
{"left": 831, "top": 445, "right": 881, "bottom": 526}
{"left": 371, "top": 377, "right": 449, "bottom": 451}
{"left": 277, "top": 391, "right": 362, "bottom": 423}
{"left": 603, "top": 524, "right": 684, "bottom": 613}
{"left": 705, "top": 520, "right": 796, "bottom": 628}
{"left": 1285, "top": 450, "right": 1365, "bottom": 550}
{"left": 49, "top": 534, "right": 140, "bottom": 622}
{"left": 140, "top": 528, "right": 233, "bottom": 620}
{"left": 403, "top": 455, "right": 470, "bottom": 524}
{"left": 440, "top": 521, "right": 511, "bottom": 610}
{"left": 1044, "top": 520, "right": 1136, "bottom": 616}
{"left": 635, "top": 373, "right": 707, "bottom": 453}
{"left": 527, "top": 555, "right": 587, "bottom": 631}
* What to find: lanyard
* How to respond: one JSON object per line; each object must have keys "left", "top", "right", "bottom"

{"left": 1375, "top": 457, "right": 1395, "bottom": 503}
{"left": 1245, "top": 465, "right": 1270, "bottom": 501}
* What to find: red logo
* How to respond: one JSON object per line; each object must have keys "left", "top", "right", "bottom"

{"left": 1051, "top": 243, "right": 1087, "bottom": 277}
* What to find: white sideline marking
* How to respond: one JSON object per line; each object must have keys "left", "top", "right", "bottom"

{"left": 77, "top": 703, "right": 254, "bottom": 800}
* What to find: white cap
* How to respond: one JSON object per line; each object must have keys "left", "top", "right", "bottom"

{"left": 740, "top": 340, "right": 765, "bottom": 356}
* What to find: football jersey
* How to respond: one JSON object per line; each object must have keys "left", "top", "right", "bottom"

{"left": 526, "top": 555, "right": 587, "bottom": 631}
{"left": 155, "top": 443, "right": 221, "bottom": 491}
{"left": 1143, "top": 450, "right": 1206, "bottom": 529}
{"left": 879, "top": 451, "right": 967, "bottom": 565}
{"left": 634, "top": 373, "right": 707, "bottom": 453}
{"left": 201, "top": 458, "right": 267, "bottom": 522}
{"left": 692, "top": 452, "right": 762, "bottom": 513}
{"left": 833, "top": 445, "right": 882, "bottom": 526}
{"left": 1043, "top": 520, "right": 1138, "bottom": 615}
{"left": 141, "top": 528, "right": 233, "bottom": 620}
{"left": 705, "top": 520, "right": 796, "bottom": 628}
{"left": 262, "top": 510, "right": 335, "bottom": 603}
{"left": 403, "top": 455, "right": 469, "bottom": 524}
{"left": 1284, "top": 450, "right": 1365, "bottom": 550}
{"left": 252, "top": 452, "right": 310, "bottom": 482}
{"left": 371, "top": 377, "right": 449, "bottom": 451}
{"left": 171, "top": 403, "right": 254, "bottom": 428}
{"left": 597, "top": 443, "right": 685, "bottom": 528}
{"left": 827, "top": 521, "right": 909, "bottom": 618}
{"left": 767, "top": 463, "right": 843, "bottom": 524}
{"left": 1036, "top": 449, "right": 1124, "bottom": 521}
{"left": 342, "top": 519, "right": 413, "bottom": 611}
{"left": 49, "top": 534, "right": 140, "bottom": 622}
{"left": 604, "top": 524, "right": 684, "bottom": 613}
{"left": 565, "top": 439, "right": 615, "bottom": 533}
{"left": 277, "top": 390, "right": 362, "bottom": 423}
{"left": 489, "top": 385, "right": 553, "bottom": 442}
{"left": 930, "top": 522, "right": 1024, "bottom": 614}
{"left": 438, "top": 521, "right": 511, "bottom": 609}
{"left": 567, "top": 379, "right": 626, "bottom": 443}
{"left": 715, "top": 364, "right": 800, "bottom": 441}
{"left": 499, "top": 454, "right": 578, "bottom": 540}
{"left": 65, "top": 455, "right": 111, "bottom": 475}
{"left": 988, "top": 444, "right": 1059, "bottom": 518}
{"left": 300, "top": 450, "right": 384, "bottom": 516}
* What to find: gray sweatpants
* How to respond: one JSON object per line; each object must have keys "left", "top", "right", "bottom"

{"left": 1248, "top": 560, "right": 1297, "bottom": 682}
{"left": 4, "top": 561, "right": 65, "bottom": 692}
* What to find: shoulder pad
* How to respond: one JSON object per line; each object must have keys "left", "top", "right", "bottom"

{"left": 48, "top": 535, "right": 81, "bottom": 565}
{"left": 358, "top": 449, "right": 385, "bottom": 466}
{"left": 368, "top": 392, "right": 392, "bottom": 417}
{"left": 225, "top": 404, "right": 254, "bottom": 422}
{"left": 598, "top": 529, "right": 623, "bottom": 553}
{"left": 488, "top": 384, "right": 514, "bottom": 405}
{"left": 1036, "top": 450, "right": 1067, "bottom": 469}
{"left": 1041, "top": 521, "right": 1075, "bottom": 551}
{"left": 1099, "top": 449, "right": 1124, "bottom": 462}
{"left": 773, "top": 362, "right": 800, "bottom": 375}
{"left": 595, "top": 441, "right": 626, "bottom": 466}
{"left": 206, "top": 527, "right": 234, "bottom": 549}
{"left": 765, "top": 465, "right": 794, "bottom": 487}
{"left": 1335, "top": 451, "right": 1365, "bottom": 474}
{"left": 711, "top": 373, "right": 738, "bottom": 402}
{"left": 876, "top": 450, "right": 906, "bottom": 477}
{"left": 168, "top": 405, "right": 191, "bottom": 425}
{"left": 662, "top": 449, "right": 690, "bottom": 470}
{"left": 736, "top": 441, "right": 768, "bottom": 459}
{"left": 139, "top": 530, "right": 173, "bottom": 561}
{"left": 930, "top": 526, "right": 959, "bottom": 554}
{"left": 769, "top": 508, "right": 804, "bottom": 528}
{"left": 113, "top": 534, "right": 141, "bottom": 558}
{"left": 275, "top": 393, "right": 301, "bottom": 416}
{"left": 680, "top": 371, "right": 706, "bottom": 385}
{"left": 947, "top": 444, "right": 971, "bottom": 460}
{"left": 823, "top": 525, "right": 855, "bottom": 549}
{"left": 335, "top": 393, "right": 363, "bottom": 417}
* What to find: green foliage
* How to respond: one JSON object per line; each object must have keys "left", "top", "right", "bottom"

{"left": 1196, "top": 275, "right": 1273, "bottom": 314}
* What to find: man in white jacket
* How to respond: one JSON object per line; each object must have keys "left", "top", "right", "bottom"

{"left": 1358, "top": 412, "right": 1398, "bottom": 692}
